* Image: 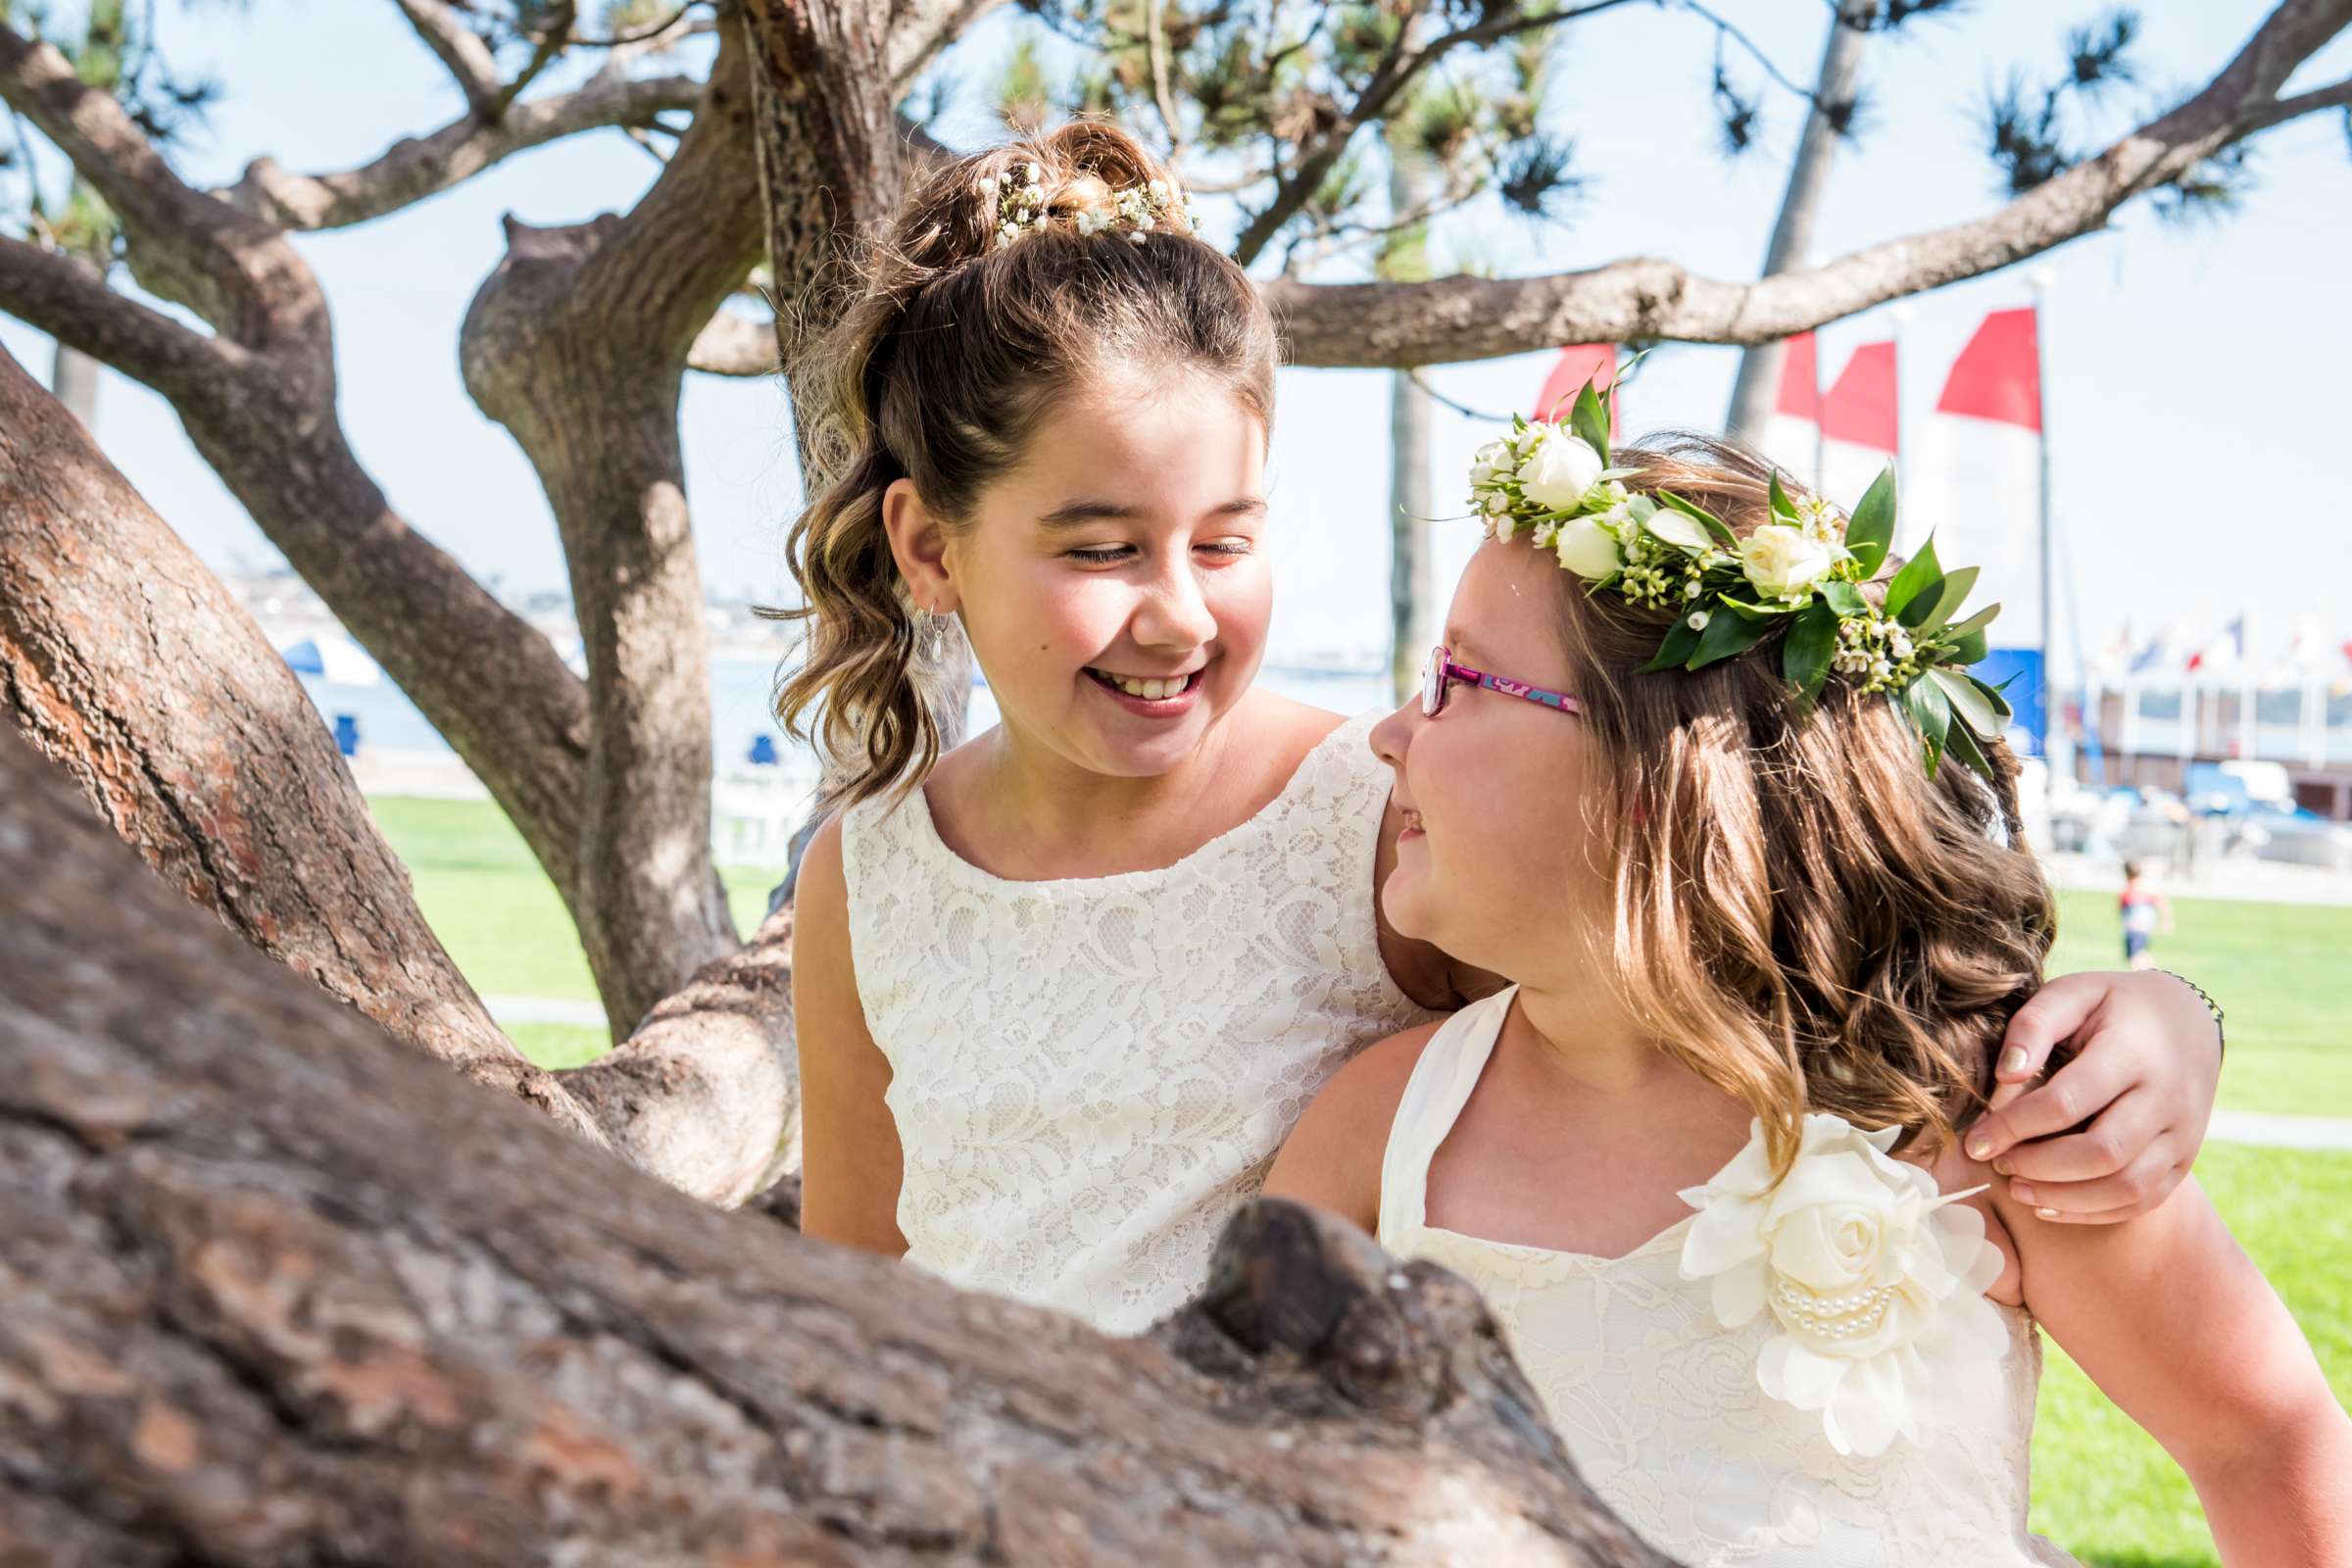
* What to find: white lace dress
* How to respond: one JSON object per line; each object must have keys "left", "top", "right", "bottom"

{"left": 843, "top": 710, "right": 1436, "bottom": 1334}
{"left": 1378, "top": 990, "right": 2082, "bottom": 1568}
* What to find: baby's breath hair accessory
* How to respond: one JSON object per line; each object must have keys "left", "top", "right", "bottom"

{"left": 1466, "top": 370, "right": 2013, "bottom": 783}
{"left": 981, "top": 162, "right": 1191, "bottom": 250}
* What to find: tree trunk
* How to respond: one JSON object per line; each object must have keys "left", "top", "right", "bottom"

{"left": 0, "top": 718, "right": 1674, "bottom": 1568}
{"left": 0, "top": 340, "right": 607, "bottom": 1149}
{"left": 1384, "top": 150, "right": 1437, "bottom": 708}
{"left": 460, "top": 24, "right": 766, "bottom": 1034}
{"left": 1722, "top": 2, "right": 1873, "bottom": 440}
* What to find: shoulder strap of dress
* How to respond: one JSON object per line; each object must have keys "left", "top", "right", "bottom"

{"left": 1376, "top": 987, "right": 1515, "bottom": 1249}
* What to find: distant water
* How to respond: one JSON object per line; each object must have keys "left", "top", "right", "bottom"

{"left": 294, "top": 662, "right": 2352, "bottom": 771}
{"left": 295, "top": 657, "right": 1399, "bottom": 772}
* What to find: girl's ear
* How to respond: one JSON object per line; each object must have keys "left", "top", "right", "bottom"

{"left": 881, "top": 478, "right": 961, "bottom": 615}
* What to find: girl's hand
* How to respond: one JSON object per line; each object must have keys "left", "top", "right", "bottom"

{"left": 1962, "top": 970, "right": 2223, "bottom": 1224}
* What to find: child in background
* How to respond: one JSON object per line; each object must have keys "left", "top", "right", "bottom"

{"left": 2121, "top": 858, "right": 2175, "bottom": 969}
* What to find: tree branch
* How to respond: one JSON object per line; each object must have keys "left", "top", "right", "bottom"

{"left": 688, "top": 303, "right": 781, "bottom": 373}
{"left": 0, "top": 234, "right": 239, "bottom": 399}
{"left": 395, "top": 0, "right": 505, "bottom": 116}
{"left": 1231, "top": 0, "right": 1645, "bottom": 265}
{"left": 217, "top": 68, "right": 706, "bottom": 231}
{"left": 460, "top": 26, "right": 766, "bottom": 1028}
{"left": 888, "top": 0, "right": 1011, "bottom": 87}
{"left": 1267, "top": 0, "right": 2352, "bottom": 365}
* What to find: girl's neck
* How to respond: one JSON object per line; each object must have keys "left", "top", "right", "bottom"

{"left": 1510, "top": 971, "right": 1726, "bottom": 1106}
{"left": 927, "top": 691, "right": 1309, "bottom": 880}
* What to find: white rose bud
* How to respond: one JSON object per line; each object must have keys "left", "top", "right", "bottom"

{"left": 1517, "top": 429, "right": 1605, "bottom": 512}
{"left": 1468, "top": 439, "right": 1510, "bottom": 490}
{"left": 1553, "top": 514, "right": 1622, "bottom": 579}
{"left": 1740, "top": 524, "right": 1837, "bottom": 599}
{"left": 1688, "top": 611, "right": 1711, "bottom": 632}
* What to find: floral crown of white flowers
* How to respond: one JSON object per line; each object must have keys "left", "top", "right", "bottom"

{"left": 1468, "top": 369, "right": 2012, "bottom": 783}
{"left": 976, "top": 161, "right": 1194, "bottom": 252}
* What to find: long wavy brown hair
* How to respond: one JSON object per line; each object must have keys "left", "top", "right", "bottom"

{"left": 772, "top": 122, "right": 1278, "bottom": 808}
{"left": 1549, "top": 434, "right": 2056, "bottom": 1175}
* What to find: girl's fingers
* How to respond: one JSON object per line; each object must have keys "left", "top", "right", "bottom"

{"left": 1988, "top": 975, "right": 2103, "bottom": 1086}
{"left": 2007, "top": 1157, "right": 2189, "bottom": 1224}
{"left": 1966, "top": 1045, "right": 2135, "bottom": 1162}
{"left": 1990, "top": 1090, "right": 2166, "bottom": 1185}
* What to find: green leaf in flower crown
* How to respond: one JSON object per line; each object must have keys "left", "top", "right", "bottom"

{"left": 1903, "top": 674, "right": 1953, "bottom": 776}
{"left": 1937, "top": 602, "right": 2001, "bottom": 652}
{"left": 1846, "top": 467, "right": 1897, "bottom": 578}
{"left": 1656, "top": 489, "right": 1739, "bottom": 550}
{"left": 1768, "top": 469, "right": 1801, "bottom": 523}
{"left": 1641, "top": 615, "right": 1704, "bottom": 672}
{"left": 1783, "top": 601, "right": 1840, "bottom": 708}
{"left": 1628, "top": 493, "right": 1659, "bottom": 523}
{"left": 1944, "top": 715, "right": 1994, "bottom": 782}
{"left": 1820, "top": 580, "right": 1867, "bottom": 617}
{"left": 1570, "top": 378, "right": 1612, "bottom": 466}
{"left": 1970, "top": 673, "right": 2014, "bottom": 722}
{"left": 1950, "top": 627, "right": 1990, "bottom": 665}
{"left": 1885, "top": 536, "right": 1942, "bottom": 623}
{"left": 1687, "top": 606, "right": 1773, "bottom": 669}
{"left": 1907, "top": 565, "right": 1980, "bottom": 634}
{"left": 1930, "top": 666, "right": 2000, "bottom": 738}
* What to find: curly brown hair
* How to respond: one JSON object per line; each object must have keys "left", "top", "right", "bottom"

{"left": 773, "top": 122, "right": 1278, "bottom": 808}
{"left": 1547, "top": 434, "right": 2056, "bottom": 1176}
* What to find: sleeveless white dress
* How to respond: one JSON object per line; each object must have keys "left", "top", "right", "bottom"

{"left": 843, "top": 711, "right": 1436, "bottom": 1334}
{"left": 1378, "top": 990, "right": 2082, "bottom": 1568}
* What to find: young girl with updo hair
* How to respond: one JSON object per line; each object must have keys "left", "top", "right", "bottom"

{"left": 781, "top": 122, "right": 2229, "bottom": 1337}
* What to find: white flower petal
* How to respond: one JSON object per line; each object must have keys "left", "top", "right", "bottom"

{"left": 1823, "top": 1353, "right": 1910, "bottom": 1457}
{"left": 1711, "top": 1261, "right": 1770, "bottom": 1327}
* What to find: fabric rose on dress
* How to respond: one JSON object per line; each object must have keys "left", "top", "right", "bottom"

{"left": 1517, "top": 427, "right": 1605, "bottom": 512}
{"left": 1738, "top": 524, "right": 1836, "bottom": 599}
{"left": 1677, "top": 1113, "right": 2008, "bottom": 1457}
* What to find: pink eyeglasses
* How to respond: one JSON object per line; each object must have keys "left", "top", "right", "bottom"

{"left": 1421, "top": 645, "right": 1584, "bottom": 719}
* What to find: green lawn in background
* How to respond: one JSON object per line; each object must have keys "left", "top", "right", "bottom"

{"left": 366, "top": 795, "right": 785, "bottom": 1062}
{"left": 2048, "top": 888, "right": 2352, "bottom": 1120}
{"left": 367, "top": 795, "right": 2350, "bottom": 1564}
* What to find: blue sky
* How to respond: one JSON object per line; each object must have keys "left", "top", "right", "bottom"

{"left": 4, "top": 0, "right": 2348, "bottom": 674}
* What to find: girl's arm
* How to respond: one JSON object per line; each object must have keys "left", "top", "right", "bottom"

{"left": 2000, "top": 1179, "right": 2352, "bottom": 1564}
{"left": 1966, "top": 970, "right": 2224, "bottom": 1222}
{"left": 791, "top": 814, "right": 910, "bottom": 1256}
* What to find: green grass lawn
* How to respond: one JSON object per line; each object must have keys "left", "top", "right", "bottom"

{"left": 2048, "top": 888, "right": 2352, "bottom": 1121}
{"left": 368, "top": 794, "right": 2349, "bottom": 1563}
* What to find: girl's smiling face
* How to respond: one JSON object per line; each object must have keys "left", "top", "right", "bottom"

{"left": 892, "top": 361, "right": 1271, "bottom": 780}
{"left": 1372, "top": 539, "right": 1613, "bottom": 983}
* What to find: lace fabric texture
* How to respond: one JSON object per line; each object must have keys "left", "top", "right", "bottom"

{"left": 843, "top": 711, "right": 1435, "bottom": 1335}
{"left": 1378, "top": 991, "right": 2083, "bottom": 1568}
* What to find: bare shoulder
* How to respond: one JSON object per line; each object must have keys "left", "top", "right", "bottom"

{"left": 1263, "top": 1017, "right": 1450, "bottom": 1232}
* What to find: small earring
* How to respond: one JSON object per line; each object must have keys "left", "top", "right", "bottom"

{"left": 918, "top": 605, "right": 947, "bottom": 660}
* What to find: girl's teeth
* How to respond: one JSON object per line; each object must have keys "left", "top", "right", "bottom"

{"left": 1107, "top": 673, "right": 1185, "bottom": 700}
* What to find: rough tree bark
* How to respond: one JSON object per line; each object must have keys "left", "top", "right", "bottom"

{"left": 0, "top": 341, "right": 612, "bottom": 1146}
{"left": 460, "top": 24, "right": 766, "bottom": 1033}
{"left": 0, "top": 721, "right": 1675, "bottom": 1568}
